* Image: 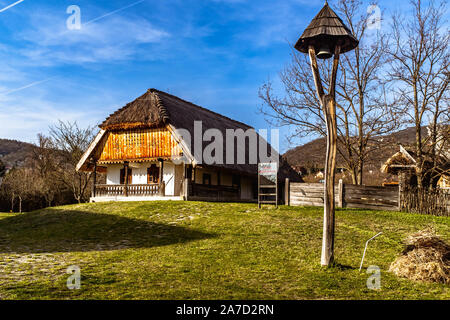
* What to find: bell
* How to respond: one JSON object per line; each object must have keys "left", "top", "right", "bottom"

{"left": 316, "top": 44, "right": 333, "bottom": 59}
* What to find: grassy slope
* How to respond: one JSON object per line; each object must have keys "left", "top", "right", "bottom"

{"left": 0, "top": 202, "right": 448, "bottom": 300}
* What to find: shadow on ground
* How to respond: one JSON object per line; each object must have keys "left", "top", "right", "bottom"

{"left": 0, "top": 208, "right": 215, "bottom": 254}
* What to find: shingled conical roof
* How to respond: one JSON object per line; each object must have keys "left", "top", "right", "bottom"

{"left": 295, "top": 2, "right": 358, "bottom": 54}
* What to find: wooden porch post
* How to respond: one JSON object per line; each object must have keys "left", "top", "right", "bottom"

{"left": 93, "top": 161, "right": 97, "bottom": 197}
{"left": 124, "top": 161, "right": 129, "bottom": 197}
{"left": 159, "top": 159, "right": 165, "bottom": 196}
{"left": 191, "top": 165, "right": 196, "bottom": 196}
{"left": 184, "top": 178, "right": 189, "bottom": 200}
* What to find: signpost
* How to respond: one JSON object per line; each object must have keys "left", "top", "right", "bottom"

{"left": 258, "top": 162, "right": 278, "bottom": 208}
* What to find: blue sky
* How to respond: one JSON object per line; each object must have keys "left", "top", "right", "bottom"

{"left": 0, "top": 0, "right": 411, "bottom": 152}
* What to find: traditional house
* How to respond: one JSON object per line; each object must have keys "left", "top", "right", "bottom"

{"left": 77, "top": 89, "right": 301, "bottom": 202}
{"left": 381, "top": 145, "right": 449, "bottom": 190}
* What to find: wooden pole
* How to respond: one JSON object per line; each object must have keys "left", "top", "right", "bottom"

{"left": 308, "top": 45, "right": 341, "bottom": 267}
{"left": 338, "top": 179, "right": 344, "bottom": 208}
{"left": 184, "top": 177, "right": 189, "bottom": 200}
{"left": 124, "top": 162, "right": 129, "bottom": 197}
{"left": 398, "top": 172, "right": 405, "bottom": 211}
{"left": 285, "top": 178, "right": 290, "bottom": 206}
{"left": 93, "top": 161, "right": 97, "bottom": 198}
{"left": 159, "top": 159, "right": 164, "bottom": 196}
{"left": 258, "top": 170, "right": 261, "bottom": 209}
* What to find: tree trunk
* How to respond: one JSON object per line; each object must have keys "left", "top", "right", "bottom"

{"left": 18, "top": 195, "right": 22, "bottom": 213}
{"left": 357, "top": 161, "right": 363, "bottom": 186}
{"left": 351, "top": 167, "right": 358, "bottom": 185}
{"left": 10, "top": 194, "right": 14, "bottom": 213}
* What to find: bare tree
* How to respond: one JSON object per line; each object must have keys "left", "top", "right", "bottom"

{"left": 31, "top": 134, "right": 64, "bottom": 207}
{"left": 1, "top": 168, "right": 42, "bottom": 213}
{"left": 47, "top": 120, "right": 95, "bottom": 203}
{"left": 388, "top": 0, "right": 449, "bottom": 190}
{"left": 259, "top": 0, "right": 399, "bottom": 185}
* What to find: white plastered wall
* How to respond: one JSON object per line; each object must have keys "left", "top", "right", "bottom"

{"left": 163, "top": 162, "right": 175, "bottom": 196}
{"left": 106, "top": 162, "right": 176, "bottom": 196}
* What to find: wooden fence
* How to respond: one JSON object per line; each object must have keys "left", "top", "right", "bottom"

{"left": 400, "top": 188, "right": 450, "bottom": 216}
{"left": 288, "top": 181, "right": 399, "bottom": 211}
{"left": 287, "top": 180, "right": 449, "bottom": 215}
{"left": 344, "top": 184, "right": 399, "bottom": 211}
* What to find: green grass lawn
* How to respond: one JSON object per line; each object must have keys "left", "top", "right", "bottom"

{"left": 0, "top": 201, "right": 448, "bottom": 300}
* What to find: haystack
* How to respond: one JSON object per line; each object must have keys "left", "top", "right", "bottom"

{"left": 389, "top": 227, "right": 450, "bottom": 284}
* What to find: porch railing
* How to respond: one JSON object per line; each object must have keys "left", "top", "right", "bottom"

{"left": 94, "top": 183, "right": 161, "bottom": 197}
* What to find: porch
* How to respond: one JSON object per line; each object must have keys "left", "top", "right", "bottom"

{"left": 89, "top": 159, "right": 256, "bottom": 203}
{"left": 90, "top": 179, "right": 247, "bottom": 202}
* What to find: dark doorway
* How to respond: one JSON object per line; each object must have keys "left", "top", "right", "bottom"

{"left": 147, "top": 164, "right": 160, "bottom": 184}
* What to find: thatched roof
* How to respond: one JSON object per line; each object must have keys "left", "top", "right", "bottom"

{"left": 101, "top": 91, "right": 169, "bottom": 130}
{"left": 295, "top": 2, "right": 358, "bottom": 54}
{"left": 81, "top": 89, "right": 303, "bottom": 181}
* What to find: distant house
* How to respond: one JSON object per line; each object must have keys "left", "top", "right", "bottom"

{"left": 77, "top": 89, "right": 301, "bottom": 202}
{"left": 381, "top": 145, "right": 449, "bottom": 189}
{"left": 438, "top": 175, "right": 450, "bottom": 190}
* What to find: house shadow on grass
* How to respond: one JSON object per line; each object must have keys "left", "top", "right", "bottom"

{"left": 0, "top": 209, "right": 215, "bottom": 254}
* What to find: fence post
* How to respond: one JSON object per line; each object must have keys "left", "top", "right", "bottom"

{"left": 338, "top": 179, "right": 344, "bottom": 208}
{"left": 398, "top": 172, "right": 404, "bottom": 211}
{"left": 285, "top": 178, "right": 290, "bottom": 206}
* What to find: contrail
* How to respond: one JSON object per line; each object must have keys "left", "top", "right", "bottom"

{"left": 0, "top": 77, "right": 55, "bottom": 96}
{"left": 0, "top": 0, "right": 25, "bottom": 13}
{"left": 84, "top": 0, "right": 146, "bottom": 26}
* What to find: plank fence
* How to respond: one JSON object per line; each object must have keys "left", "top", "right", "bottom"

{"left": 286, "top": 180, "right": 449, "bottom": 215}
{"left": 288, "top": 180, "right": 399, "bottom": 211}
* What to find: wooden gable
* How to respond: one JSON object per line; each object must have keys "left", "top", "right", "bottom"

{"left": 96, "top": 127, "right": 183, "bottom": 164}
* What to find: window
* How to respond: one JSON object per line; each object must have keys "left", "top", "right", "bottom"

{"left": 147, "top": 165, "right": 159, "bottom": 184}
{"left": 203, "top": 173, "right": 211, "bottom": 185}
{"left": 120, "top": 168, "right": 132, "bottom": 185}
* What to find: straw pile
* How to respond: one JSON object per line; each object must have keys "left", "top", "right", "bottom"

{"left": 389, "top": 227, "right": 450, "bottom": 284}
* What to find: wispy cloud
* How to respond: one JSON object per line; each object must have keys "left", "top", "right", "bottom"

{"left": 15, "top": 5, "right": 169, "bottom": 66}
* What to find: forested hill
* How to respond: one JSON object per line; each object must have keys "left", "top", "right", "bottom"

{"left": 0, "top": 139, "right": 35, "bottom": 168}
{"left": 282, "top": 127, "right": 427, "bottom": 185}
